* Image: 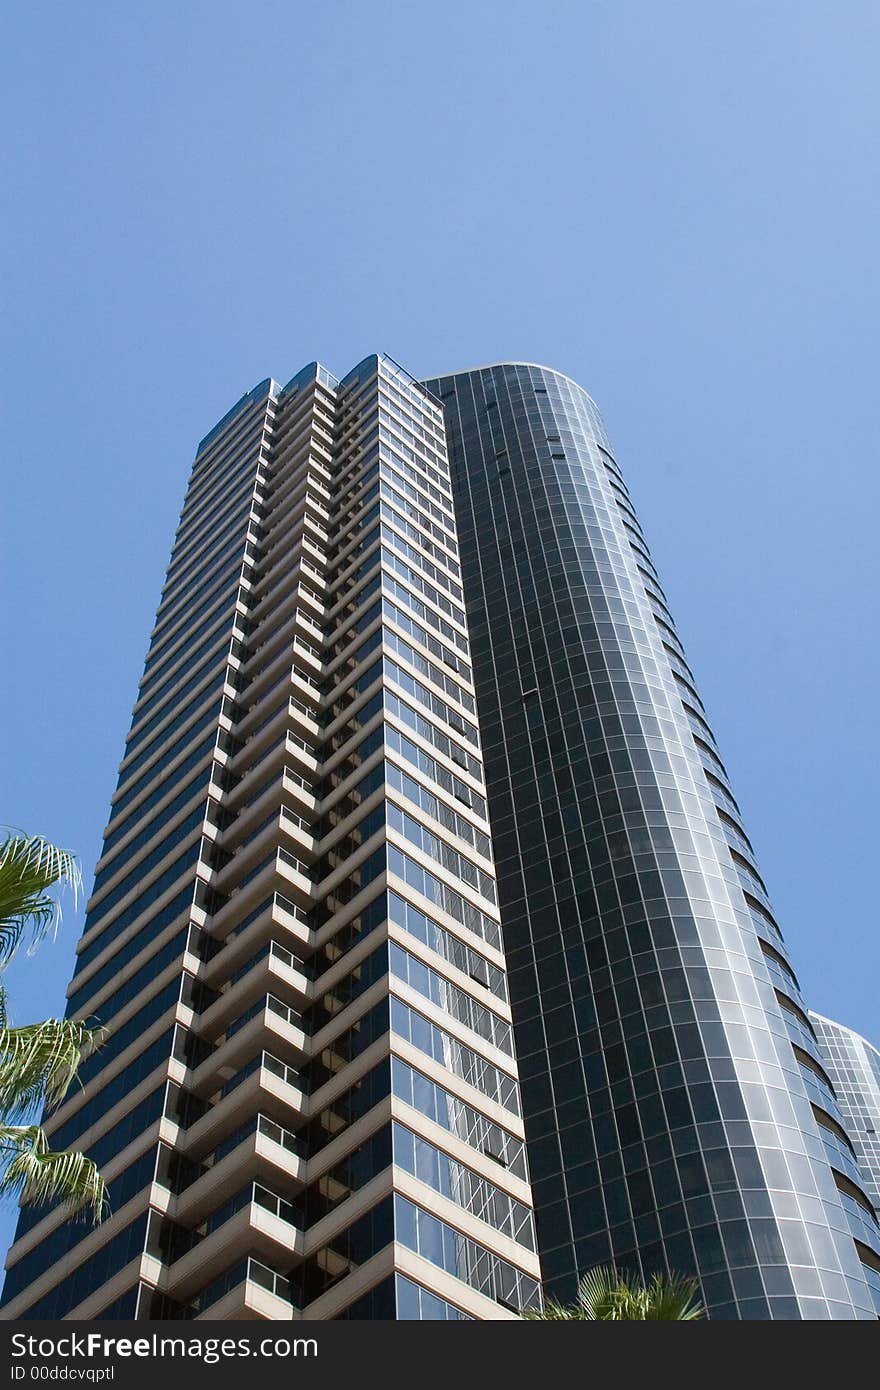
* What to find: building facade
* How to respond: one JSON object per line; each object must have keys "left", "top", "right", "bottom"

{"left": 810, "top": 1014, "right": 880, "bottom": 1212}
{"left": 423, "top": 362, "right": 880, "bottom": 1319}
{"left": 2, "top": 353, "right": 878, "bottom": 1320}
{"left": 0, "top": 356, "right": 540, "bottom": 1321}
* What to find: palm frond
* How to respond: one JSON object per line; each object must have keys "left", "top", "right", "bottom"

{"left": 0, "top": 1124, "right": 107, "bottom": 1221}
{"left": 521, "top": 1295, "right": 586, "bottom": 1320}
{"left": 0, "top": 1016, "right": 103, "bottom": 1120}
{"left": 0, "top": 832, "right": 81, "bottom": 968}
{"left": 642, "top": 1271, "right": 705, "bottom": 1320}
{"left": 575, "top": 1265, "right": 627, "bottom": 1319}
{"left": 523, "top": 1264, "right": 706, "bottom": 1320}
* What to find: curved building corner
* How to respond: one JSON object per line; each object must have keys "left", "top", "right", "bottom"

{"left": 422, "top": 361, "right": 880, "bottom": 1319}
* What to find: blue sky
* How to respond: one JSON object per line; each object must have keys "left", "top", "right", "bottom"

{"left": 2, "top": 1, "right": 879, "bottom": 1260}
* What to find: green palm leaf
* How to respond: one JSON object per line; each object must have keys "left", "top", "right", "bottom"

{"left": 0, "top": 830, "right": 105, "bottom": 1225}
{"left": 0, "top": 832, "right": 81, "bottom": 968}
{"left": 0, "top": 1001, "right": 104, "bottom": 1119}
{"left": 640, "top": 1271, "right": 705, "bottom": 1320}
{"left": 521, "top": 1295, "right": 586, "bottom": 1320}
{"left": 0, "top": 1125, "right": 106, "bottom": 1221}
{"left": 575, "top": 1265, "right": 627, "bottom": 1319}
{"left": 523, "top": 1265, "right": 706, "bottom": 1320}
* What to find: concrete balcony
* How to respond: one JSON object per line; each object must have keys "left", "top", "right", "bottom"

{"left": 296, "top": 583, "right": 326, "bottom": 623}
{"left": 223, "top": 740, "right": 314, "bottom": 825}
{"left": 218, "top": 778, "right": 286, "bottom": 847}
{"left": 279, "top": 805, "right": 315, "bottom": 858}
{"left": 188, "top": 998, "right": 308, "bottom": 1098}
{"left": 230, "top": 691, "right": 308, "bottom": 769}
{"left": 262, "top": 474, "right": 328, "bottom": 545}
{"left": 237, "top": 676, "right": 320, "bottom": 752}
{"left": 299, "top": 549, "right": 325, "bottom": 583}
{"left": 165, "top": 1190, "right": 303, "bottom": 1303}
{"left": 275, "top": 846, "right": 314, "bottom": 902}
{"left": 181, "top": 1054, "right": 305, "bottom": 1158}
{"left": 294, "top": 603, "right": 325, "bottom": 645}
{"left": 282, "top": 730, "right": 320, "bottom": 778}
{"left": 199, "top": 894, "right": 311, "bottom": 989}
{"left": 195, "top": 945, "right": 310, "bottom": 1039}
{"left": 211, "top": 848, "right": 314, "bottom": 944}
{"left": 195, "top": 1257, "right": 297, "bottom": 1320}
{"left": 218, "top": 806, "right": 312, "bottom": 884}
{"left": 173, "top": 1116, "right": 304, "bottom": 1227}
{"left": 214, "top": 804, "right": 284, "bottom": 875}
{"left": 245, "top": 563, "right": 303, "bottom": 632}
{"left": 209, "top": 866, "right": 290, "bottom": 946}
{"left": 281, "top": 764, "right": 317, "bottom": 811}
{"left": 250, "top": 539, "right": 315, "bottom": 610}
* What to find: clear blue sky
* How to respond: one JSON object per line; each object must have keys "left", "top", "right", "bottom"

{"left": 2, "top": 1, "right": 878, "bottom": 1261}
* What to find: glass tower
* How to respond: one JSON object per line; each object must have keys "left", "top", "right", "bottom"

{"left": 422, "top": 362, "right": 880, "bottom": 1319}
{"left": 810, "top": 1014, "right": 880, "bottom": 1213}
{"left": 0, "top": 356, "right": 540, "bottom": 1321}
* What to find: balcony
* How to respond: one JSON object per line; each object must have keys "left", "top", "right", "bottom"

{"left": 224, "top": 747, "right": 316, "bottom": 828}
{"left": 173, "top": 1113, "right": 304, "bottom": 1227}
{"left": 200, "top": 893, "right": 311, "bottom": 984}
{"left": 196, "top": 942, "right": 310, "bottom": 1039}
{"left": 165, "top": 1184, "right": 302, "bottom": 1303}
{"left": 281, "top": 764, "right": 316, "bottom": 811}
{"left": 195, "top": 1257, "right": 296, "bottom": 1319}
{"left": 181, "top": 1052, "right": 306, "bottom": 1158}
{"left": 210, "top": 845, "right": 314, "bottom": 935}
{"left": 190, "top": 992, "right": 308, "bottom": 1092}
{"left": 275, "top": 846, "right": 314, "bottom": 901}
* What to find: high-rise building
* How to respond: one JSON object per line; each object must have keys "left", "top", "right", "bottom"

{"left": 423, "top": 362, "right": 880, "bottom": 1320}
{"left": 0, "top": 356, "right": 540, "bottom": 1322}
{"left": 810, "top": 1014, "right": 880, "bottom": 1212}
{"left": 2, "top": 354, "right": 878, "bottom": 1321}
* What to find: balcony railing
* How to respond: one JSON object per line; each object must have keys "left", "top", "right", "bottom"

{"left": 197, "top": 1256, "right": 294, "bottom": 1314}
{"left": 228, "top": 938, "right": 308, "bottom": 989}
{"left": 226, "top": 993, "right": 306, "bottom": 1040}
{"left": 211, "top": 1110, "right": 301, "bottom": 1165}
{"left": 217, "top": 1049, "right": 302, "bottom": 1102}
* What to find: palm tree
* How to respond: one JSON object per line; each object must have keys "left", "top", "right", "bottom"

{"left": 523, "top": 1265, "right": 705, "bottom": 1320}
{"left": 0, "top": 831, "right": 106, "bottom": 1220}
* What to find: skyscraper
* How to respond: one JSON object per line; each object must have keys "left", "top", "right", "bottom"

{"left": 2, "top": 354, "right": 878, "bottom": 1321}
{"left": 424, "top": 362, "right": 880, "bottom": 1320}
{"left": 0, "top": 356, "right": 540, "bottom": 1321}
{"left": 810, "top": 1014, "right": 880, "bottom": 1212}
